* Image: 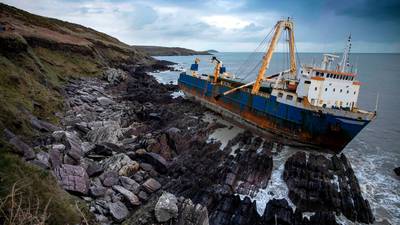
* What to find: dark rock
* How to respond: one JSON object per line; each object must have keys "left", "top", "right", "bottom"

{"left": 100, "top": 171, "right": 119, "bottom": 187}
{"left": 113, "top": 185, "right": 141, "bottom": 206}
{"left": 97, "top": 96, "right": 115, "bottom": 106}
{"left": 108, "top": 201, "right": 129, "bottom": 222}
{"left": 86, "top": 162, "right": 104, "bottom": 177}
{"left": 90, "top": 184, "right": 107, "bottom": 197}
{"left": 283, "top": 152, "right": 375, "bottom": 224}
{"left": 142, "top": 178, "right": 161, "bottom": 193}
{"left": 394, "top": 167, "right": 400, "bottom": 176}
{"left": 54, "top": 164, "right": 89, "bottom": 195}
{"left": 262, "top": 199, "right": 293, "bottom": 225}
{"left": 140, "top": 152, "right": 169, "bottom": 174}
{"left": 30, "top": 117, "right": 60, "bottom": 132}
{"left": 7, "top": 135, "right": 35, "bottom": 160}
{"left": 138, "top": 191, "right": 149, "bottom": 201}
{"left": 140, "top": 162, "right": 154, "bottom": 172}
{"left": 119, "top": 176, "right": 141, "bottom": 194}
{"left": 49, "top": 147, "right": 63, "bottom": 168}
{"left": 87, "top": 123, "right": 123, "bottom": 144}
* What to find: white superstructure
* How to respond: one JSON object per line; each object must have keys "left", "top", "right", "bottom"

{"left": 295, "top": 35, "right": 360, "bottom": 110}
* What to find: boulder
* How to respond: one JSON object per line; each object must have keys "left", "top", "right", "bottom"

{"left": 108, "top": 201, "right": 129, "bottom": 222}
{"left": 120, "top": 176, "right": 141, "bottom": 194}
{"left": 87, "top": 124, "right": 123, "bottom": 144}
{"left": 101, "top": 153, "right": 137, "bottom": 174}
{"left": 89, "top": 184, "right": 107, "bottom": 197}
{"left": 54, "top": 164, "right": 89, "bottom": 195}
{"left": 35, "top": 151, "right": 50, "bottom": 168}
{"left": 86, "top": 162, "right": 104, "bottom": 177}
{"left": 100, "top": 171, "right": 119, "bottom": 187}
{"left": 155, "top": 192, "right": 178, "bottom": 222}
{"left": 119, "top": 162, "right": 140, "bottom": 176}
{"left": 103, "top": 68, "right": 128, "bottom": 85}
{"left": 142, "top": 178, "right": 161, "bottom": 193}
{"left": 113, "top": 185, "right": 141, "bottom": 206}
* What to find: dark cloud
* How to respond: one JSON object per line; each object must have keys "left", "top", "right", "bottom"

{"left": 329, "top": 0, "right": 400, "bottom": 21}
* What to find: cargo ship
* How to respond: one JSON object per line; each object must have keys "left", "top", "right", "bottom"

{"left": 178, "top": 19, "right": 376, "bottom": 153}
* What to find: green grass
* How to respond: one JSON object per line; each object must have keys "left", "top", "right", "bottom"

{"left": 0, "top": 141, "right": 94, "bottom": 225}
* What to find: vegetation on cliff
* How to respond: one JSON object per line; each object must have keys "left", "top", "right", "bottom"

{"left": 133, "top": 45, "right": 212, "bottom": 56}
{"left": 0, "top": 3, "right": 155, "bottom": 224}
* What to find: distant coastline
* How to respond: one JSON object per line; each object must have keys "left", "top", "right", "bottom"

{"left": 134, "top": 45, "right": 217, "bottom": 56}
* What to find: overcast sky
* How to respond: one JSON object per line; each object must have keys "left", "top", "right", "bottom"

{"left": 3, "top": 0, "right": 400, "bottom": 52}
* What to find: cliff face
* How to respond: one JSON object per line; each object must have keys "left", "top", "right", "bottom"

{"left": 0, "top": 3, "right": 154, "bottom": 135}
{"left": 134, "top": 45, "right": 212, "bottom": 56}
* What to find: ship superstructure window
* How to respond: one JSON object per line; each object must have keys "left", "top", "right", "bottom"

{"left": 347, "top": 90, "right": 349, "bottom": 94}
{"left": 325, "top": 88, "right": 328, "bottom": 91}
{"left": 314, "top": 87, "right": 317, "bottom": 91}
{"left": 340, "top": 89, "right": 343, "bottom": 93}
{"left": 354, "top": 91, "right": 356, "bottom": 95}
{"left": 316, "top": 71, "right": 319, "bottom": 76}
{"left": 286, "top": 95, "right": 293, "bottom": 100}
{"left": 297, "top": 97, "right": 302, "bottom": 103}
{"left": 305, "top": 80, "right": 311, "bottom": 84}
{"left": 333, "top": 88, "right": 336, "bottom": 92}
{"left": 278, "top": 92, "right": 283, "bottom": 98}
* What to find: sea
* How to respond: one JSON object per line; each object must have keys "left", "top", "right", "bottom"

{"left": 150, "top": 53, "right": 400, "bottom": 225}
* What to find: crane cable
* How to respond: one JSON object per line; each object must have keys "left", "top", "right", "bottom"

{"left": 233, "top": 25, "right": 276, "bottom": 80}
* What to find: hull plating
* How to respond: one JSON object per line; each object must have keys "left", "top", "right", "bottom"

{"left": 178, "top": 73, "right": 371, "bottom": 153}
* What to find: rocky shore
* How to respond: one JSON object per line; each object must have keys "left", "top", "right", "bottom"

{"left": 2, "top": 66, "right": 375, "bottom": 225}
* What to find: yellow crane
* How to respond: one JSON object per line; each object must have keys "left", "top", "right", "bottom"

{"left": 251, "top": 19, "right": 296, "bottom": 94}
{"left": 211, "top": 56, "right": 222, "bottom": 83}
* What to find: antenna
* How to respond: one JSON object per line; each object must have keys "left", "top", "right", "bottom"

{"left": 374, "top": 92, "right": 379, "bottom": 112}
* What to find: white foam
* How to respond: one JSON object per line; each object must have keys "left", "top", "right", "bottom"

{"left": 253, "top": 146, "right": 297, "bottom": 215}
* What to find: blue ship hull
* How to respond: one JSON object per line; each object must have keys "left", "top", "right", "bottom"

{"left": 178, "top": 73, "right": 374, "bottom": 153}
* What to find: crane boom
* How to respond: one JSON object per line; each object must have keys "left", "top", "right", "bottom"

{"left": 251, "top": 19, "right": 296, "bottom": 94}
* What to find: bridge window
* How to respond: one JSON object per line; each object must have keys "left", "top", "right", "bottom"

{"left": 321, "top": 72, "right": 324, "bottom": 76}
{"left": 278, "top": 92, "right": 283, "bottom": 98}
{"left": 347, "top": 90, "right": 349, "bottom": 94}
{"left": 297, "top": 97, "right": 302, "bottom": 103}
{"left": 305, "top": 80, "right": 311, "bottom": 84}
{"left": 333, "top": 88, "right": 336, "bottom": 92}
{"left": 316, "top": 71, "right": 320, "bottom": 76}
{"left": 286, "top": 95, "right": 293, "bottom": 100}
{"left": 325, "top": 88, "right": 328, "bottom": 91}
{"left": 314, "top": 87, "right": 317, "bottom": 91}
{"left": 340, "top": 89, "right": 343, "bottom": 93}
{"left": 354, "top": 91, "right": 356, "bottom": 95}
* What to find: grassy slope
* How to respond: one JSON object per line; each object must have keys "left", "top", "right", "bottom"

{"left": 0, "top": 3, "right": 154, "bottom": 224}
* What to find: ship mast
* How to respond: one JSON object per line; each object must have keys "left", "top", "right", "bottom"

{"left": 251, "top": 19, "right": 296, "bottom": 94}
{"left": 339, "top": 34, "right": 352, "bottom": 72}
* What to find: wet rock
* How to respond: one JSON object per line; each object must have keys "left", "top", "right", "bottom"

{"left": 262, "top": 199, "right": 293, "bottom": 224}
{"left": 120, "top": 176, "right": 141, "bottom": 194}
{"left": 140, "top": 163, "right": 154, "bottom": 172}
{"left": 142, "top": 178, "right": 162, "bottom": 193}
{"left": 177, "top": 198, "right": 209, "bottom": 225}
{"left": 100, "top": 171, "right": 119, "bottom": 187}
{"left": 113, "top": 185, "right": 141, "bottom": 206}
{"left": 284, "top": 152, "right": 374, "bottom": 224}
{"left": 155, "top": 192, "right": 178, "bottom": 222}
{"left": 394, "top": 167, "right": 400, "bottom": 176}
{"left": 59, "top": 131, "right": 83, "bottom": 165}
{"left": 108, "top": 201, "right": 129, "bottom": 222}
{"left": 54, "top": 164, "right": 89, "bottom": 195}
